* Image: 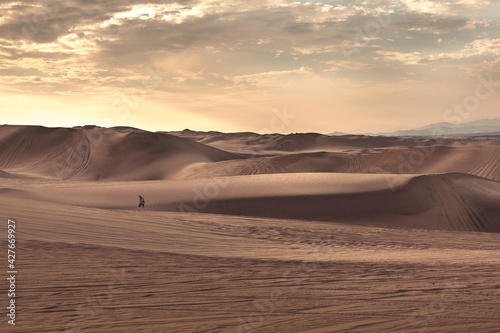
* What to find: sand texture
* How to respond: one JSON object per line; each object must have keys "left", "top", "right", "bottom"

{"left": 0, "top": 125, "right": 499, "bottom": 332}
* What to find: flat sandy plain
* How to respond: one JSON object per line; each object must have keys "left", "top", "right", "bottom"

{"left": 1, "top": 125, "right": 500, "bottom": 332}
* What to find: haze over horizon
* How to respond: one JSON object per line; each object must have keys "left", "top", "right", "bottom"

{"left": 1, "top": 0, "right": 500, "bottom": 133}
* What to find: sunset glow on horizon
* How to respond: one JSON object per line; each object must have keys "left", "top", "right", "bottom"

{"left": 1, "top": 0, "right": 500, "bottom": 134}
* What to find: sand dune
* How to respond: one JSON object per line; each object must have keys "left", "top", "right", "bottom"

{"left": 175, "top": 143, "right": 500, "bottom": 181}
{"left": 187, "top": 173, "right": 500, "bottom": 233}
{"left": 0, "top": 125, "right": 239, "bottom": 180}
{"left": 2, "top": 172, "right": 499, "bottom": 233}
{"left": 169, "top": 129, "right": 419, "bottom": 154}
{"left": 363, "top": 143, "right": 500, "bottom": 181}
{"left": 0, "top": 169, "right": 18, "bottom": 178}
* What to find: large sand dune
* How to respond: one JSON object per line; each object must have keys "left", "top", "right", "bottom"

{"left": 2, "top": 172, "right": 499, "bottom": 233}
{"left": 0, "top": 125, "right": 239, "bottom": 180}
{"left": 175, "top": 143, "right": 500, "bottom": 182}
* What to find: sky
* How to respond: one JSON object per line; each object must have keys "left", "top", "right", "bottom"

{"left": 0, "top": 0, "right": 499, "bottom": 134}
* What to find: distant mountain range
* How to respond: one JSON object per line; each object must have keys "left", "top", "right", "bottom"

{"left": 329, "top": 118, "right": 500, "bottom": 137}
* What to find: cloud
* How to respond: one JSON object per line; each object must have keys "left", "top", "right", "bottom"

{"left": 455, "top": 0, "right": 497, "bottom": 9}
{"left": 0, "top": 0, "right": 396, "bottom": 93}
{"left": 375, "top": 50, "right": 427, "bottom": 65}
{"left": 390, "top": 13, "right": 469, "bottom": 34}
{"left": 461, "top": 38, "right": 500, "bottom": 57}
{"left": 324, "top": 60, "right": 373, "bottom": 71}
{"left": 464, "top": 17, "right": 492, "bottom": 30}
{"left": 375, "top": 38, "right": 500, "bottom": 67}
{"left": 0, "top": 66, "right": 43, "bottom": 76}
{"left": 400, "top": 0, "right": 451, "bottom": 15}
{"left": 233, "top": 66, "right": 317, "bottom": 87}
{"left": 400, "top": 0, "right": 497, "bottom": 15}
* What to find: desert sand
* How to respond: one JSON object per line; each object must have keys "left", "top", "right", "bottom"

{"left": 1, "top": 125, "right": 500, "bottom": 332}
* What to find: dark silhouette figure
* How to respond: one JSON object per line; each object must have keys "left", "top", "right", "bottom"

{"left": 138, "top": 195, "right": 145, "bottom": 210}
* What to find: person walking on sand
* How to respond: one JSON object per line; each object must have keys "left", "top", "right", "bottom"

{"left": 138, "top": 195, "right": 145, "bottom": 210}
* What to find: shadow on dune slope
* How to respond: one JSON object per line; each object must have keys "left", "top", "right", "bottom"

{"left": 165, "top": 173, "right": 500, "bottom": 233}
